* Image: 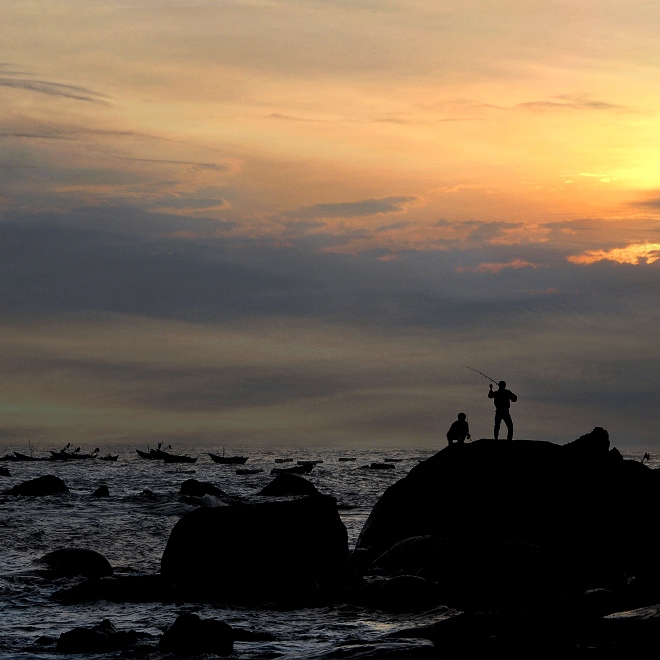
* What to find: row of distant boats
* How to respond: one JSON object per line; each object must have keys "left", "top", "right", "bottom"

{"left": 1, "top": 443, "right": 405, "bottom": 474}
{"left": 0, "top": 444, "right": 118, "bottom": 462}
{"left": 136, "top": 446, "right": 404, "bottom": 474}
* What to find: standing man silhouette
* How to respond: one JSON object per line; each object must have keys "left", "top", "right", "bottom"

{"left": 488, "top": 381, "right": 517, "bottom": 440}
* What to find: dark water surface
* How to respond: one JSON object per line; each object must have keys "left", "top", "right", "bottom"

{"left": 0, "top": 444, "right": 654, "bottom": 658}
{"left": 0, "top": 444, "right": 443, "bottom": 658}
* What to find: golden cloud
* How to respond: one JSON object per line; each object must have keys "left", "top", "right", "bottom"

{"left": 567, "top": 242, "right": 660, "bottom": 265}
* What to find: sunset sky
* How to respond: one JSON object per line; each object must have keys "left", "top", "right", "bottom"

{"left": 1, "top": 0, "right": 658, "bottom": 448}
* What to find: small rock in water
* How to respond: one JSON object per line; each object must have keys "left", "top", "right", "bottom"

{"left": 92, "top": 485, "right": 109, "bottom": 498}
{"left": 201, "top": 494, "right": 225, "bottom": 507}
{"left": 179, "top": 478, "right": 225, "bottom": 498}
{"left": 37, "top": 548, "right": 113, "bottom": 578}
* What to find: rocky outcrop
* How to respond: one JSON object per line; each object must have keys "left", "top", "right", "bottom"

{"left": 354, "top": 429, "right": 660, "bottom": 611}
{"left": 258, "top": 473, "right": 320, "bottom": 497}
{"left": 7, "top": 474, "right": 69, "bottom": 496}
{"left": 37, "top": 548, "right": 113, "bottom": 579}
{"left": 161, "top": 494, "right": 348, "bottom": 602}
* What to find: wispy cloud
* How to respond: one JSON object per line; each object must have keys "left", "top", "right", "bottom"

{"left": 288, "top": 196, "right": 416, "bottom": 219}
{"left": 517, "top": 96, "right": 627, "bottom": 113}
{"left": 0, "top": 78, "right": 110, "bottom": 104}
{"left": 266, "top": 113, "right": 332, "bottom": 123}
{"left": 0, "top": 126, "right": 170, "bottom": 142}
{"left": 457, "top": 259, "right": 541, "bottom": 273}
{"left": 145, "top": 192, "right": 229, "bottom": 213}
{"left": 115, "top": 156, "right": 229, "bottom": 171}
{"left": 568, "top": 242, "right": 660, "bottom": 265}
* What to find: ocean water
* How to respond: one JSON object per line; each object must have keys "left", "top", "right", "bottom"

{"left": 0, "top": 443, "right": 654, "bottom": 659}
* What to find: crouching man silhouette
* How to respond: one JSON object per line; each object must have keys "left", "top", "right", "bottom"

{"left": 446, "top": 413, "right": 471, "bottom": 445}
{"left": 488, "top": 381, "right": 517, "bottom": 441}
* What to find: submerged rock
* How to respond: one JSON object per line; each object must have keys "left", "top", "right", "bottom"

{"left": 7, "top": 474, "right": 68, "bottom": 496}
{"left": 258, "top": 473, "right": 320, "bottom": 497}
{"left": 161, "top": 494, "right": 348, "bottom": 602}
{"left": 37, "top": 548, "right": 113, "bottom": 579}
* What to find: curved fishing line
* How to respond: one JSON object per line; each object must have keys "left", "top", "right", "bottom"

{"left": 461, "top": 365, "right": 498, "bottom": 384}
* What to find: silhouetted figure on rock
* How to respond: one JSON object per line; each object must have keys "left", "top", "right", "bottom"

{"left": 446, "top": 413, "right": 471, "bottom": 445}
{"left": 488, "top": 380, "right": 517, "bottom": 440}
{"left": 642, "top": 452, "right": 650, "bottom": 464}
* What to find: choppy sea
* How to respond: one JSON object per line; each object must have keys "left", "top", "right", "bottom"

{"left": 0, "top": 443, "right": 655, "bottom": 659}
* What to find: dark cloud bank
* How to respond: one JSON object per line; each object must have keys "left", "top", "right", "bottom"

{"left": 0, "top": 205, "right": 658, "bottom": 446}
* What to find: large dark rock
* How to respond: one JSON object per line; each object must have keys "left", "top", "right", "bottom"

{"left": 37, "top": 548, "right": 113, "bottom": 578}
{"left": 179, "top": 478, "right": 225, "bottom": 498}
{"left": 7, "top": 474, "right": 69, "bottom": 496}
{"left": 355, "top": 429, "right": 660, "bottom": 610}
{"left": 159, "top": 613, "right": 233, "bottom": 656}
{"left": 258, "top": 473, "right": 320, "bottom": 497}
{"left": 161, "top": 494, "right": 348, "bottom": 601}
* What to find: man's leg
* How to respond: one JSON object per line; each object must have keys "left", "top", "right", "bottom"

{"left": 504, "top": 413, "right": 514, "bottom": 441}
{"left": 494, "top": 412, "right": 502, "bottom": 440}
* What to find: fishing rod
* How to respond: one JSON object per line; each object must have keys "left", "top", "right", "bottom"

{"left": 461, "top": 365, "right": 499, "bottom": 385}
